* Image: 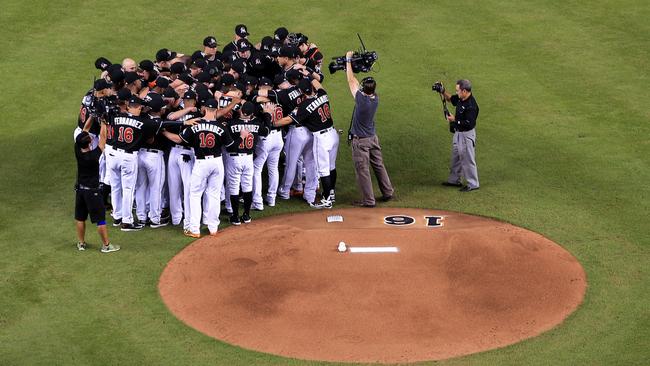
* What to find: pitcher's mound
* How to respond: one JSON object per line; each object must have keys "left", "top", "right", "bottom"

{"left": 159, "top": 208, "right": 586, "bottom": 363}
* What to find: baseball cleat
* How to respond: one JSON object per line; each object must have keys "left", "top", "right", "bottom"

{"left": 149, "top": 220, "right": 169, "bottom": 229}
{"left": 121, "top": 222, "right": 144, "bottom": 231}
{"left": 100, "top": 243, "right": 120, "bottom": 253}
{"left": 241, "top": 213, "right": 252, "bottom": 224}
{"left": 229, "top": 215, "right": 241, "bottom": 226}
{"left": 310, "top": 199, "right": 333, "bottom": 209}
{"left": 183, "top": 230, "right": 200, "bottom": 238}
{"left": 112, "top": 218, "right": 122, "bottom": 227}
{"left": 441, "top": 181, "right": 463, "bottom": 187}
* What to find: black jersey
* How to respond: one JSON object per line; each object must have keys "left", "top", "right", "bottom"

{"left": 289, "top": 89, "right": 333, "bottom": 132}
{"left": 224, "top": 115, "right": 271, "bottom": 154}
{"left": 222, "top": 41, "right": 238, "bottom": 54}
{"left": 141, "top": 115, "right": 168, "bottom": 151}
{"left": 75, "top": 143, "right": 102, "bottom": 188}
{"left": 111, "top": 113, "right": 161, "bottom": 152}
{"left": 179, "top": 119, "right": 235, "bottom": 159}
{"left": 267, "top": 86, "right": 304, "bottom": 116}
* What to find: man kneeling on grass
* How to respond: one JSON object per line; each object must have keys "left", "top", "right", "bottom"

{"left": 74, "top": 118, "right": 119, "bottom": 253}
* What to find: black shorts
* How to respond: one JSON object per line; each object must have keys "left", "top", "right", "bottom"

{"left": 75, "top": 188, "right": 106, "bottom": 223}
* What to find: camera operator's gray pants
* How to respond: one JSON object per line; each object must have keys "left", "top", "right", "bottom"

{"left": 447, "top": 129, "right": 479, "bottom": 188}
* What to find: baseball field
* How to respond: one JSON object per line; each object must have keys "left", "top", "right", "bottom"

{"left": 1, "top": 0, "right": 648, "bottom": 365}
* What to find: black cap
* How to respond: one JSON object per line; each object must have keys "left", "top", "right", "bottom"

{"left": 124, "top": 71, "right": 139, "bottom": 84}
{"left": 235, "top": 24, "right": 249, "bottom": 38}
{"left": 108, "top": 68, "right": 125, "bottom": 84}
{"left": 117, "top": 88, "right": 132, "bottom": 101}
{"left": 183, "top": 90, "right": 197, "bottom": 100}
{"left": 128, "top": 95, "right": 143, "bottom": 105}
{"left": 196, "top": 71, "right": 211, "bottom": 83}
{"left": 236, "top": 39, "right": 252, "bottom": 52}
{"left": 206, "top": 60, "right": 222, "bottom": 76}
{"left": 258, "top": 76, "right": 272, "bottom": 86}
{"left": 298, "top": 78, "right": 313, "bottom": 94}
{"left": 191, "top": 58, "right": 207, "bottom": 70}
{"left": 194, "top": 84, "right": 212, "bottom": 103}
{"left": 145, "top": 93, "right": 165, "bottom": 112}
{"left": 139, "top": 59, "right": 155, "bottom": 72}
{"left": 156, "top": 48, "right": 177, "bottom": 62}
{"left": 203, "top": 36, "right": 218, "bottom": 48}
{"left": 163, "top": 87, "right": 179, "bottom": 99}
{"left": 231, "top": 58, "right": 247, "bottom": 74}
{"left": 95, "top": 57, "right": 112, "bottom": 71}
{"left": 204, "top": 98, "right": 218, "bottom": 108}
{"left": 274, "top": 27, "right": 288, "bottom": 42}
{"left": 170, "top": 62, "right": 186, "bottom": 74}
{"left": 260, "top": 36, "right": 274, "bottom": 52}
{"left": 273, "top": 74, "right": 287, "bottom": 85}
{"left": 286, "top": 68, "right": 301, "bottom": 82}
{"left": 155, "top": 77, "right": 170, "bottom": 89}
{"left": 221, "top": 73, "right": 235, "bottom": 86}
{"left": 241, "top": 101, "right": 255, "bottom": 116}
{"left": 94, "top": 79, "right": 113, "bottom": 91}
{"left": 178, "top": 73, "right": 195, "bottom": 86}
{"left": 279, "top": 45, "right": 298, "bottom": 58}
{"left": 233, "top": 81, "right": 245, "bottom": 92}
{"left": 243, "top": 75, "right": 258, "bottom": 86}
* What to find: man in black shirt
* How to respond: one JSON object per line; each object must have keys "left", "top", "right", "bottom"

{"left": 74, "top": 122, "right": 119, "bottom": 253}
{"left": 440, "top": 79, "right": 480, "bottom": 191}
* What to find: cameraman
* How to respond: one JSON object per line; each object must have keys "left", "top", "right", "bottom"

{"left": 344, "top": 51, "right": 394, "bottom": 207}
{"left": 438, "top": 79, "right": 480, "bottom": 192}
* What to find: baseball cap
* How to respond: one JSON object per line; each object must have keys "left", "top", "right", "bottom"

{"left": 170, "top": 62, "right": 187, "bottom": 74}
{"left": 94, "top": 78, "right": 113, "bottom": 91}
{"left": 155, "top": 77, "right": 170, "bottom": 89}
{"left": 273, "top": 74, "right": 287, "bottom": 86}
{"left": 108, "top": 68, "right": 125, "bottom": 84}
{"left": 178, "top": 73, "right": 195, "bottom": 86}
{"left": 233, "top": 81, "right": 245, "bottom": 92}
{"left": 196, "top": 71, "right": 211, "bottom": 83}
{"left": 117, "top": 88, "right": 132, "bottom": 101}
{"left": 163, "top": 87, "right": 179, "bottom": 99}
{"left": 204, "top": 98, "right": 218, "bottom": 108}
{"left": 241, "top": 101, "right": 255, "bottom": 116}
{"left": 243, "top": 75, "right": 258, "bottom": 87}
{"left": 191, "top": 58, "right": 207, "bottom": 70}
{"left": 231, "top": 58, "right": 247, "bottom": 74}
{"left": 203, "top": 36, "right": 218, "bottom": 48}
{"left": 156, "top": 48, "right": 177, "bottom": 62}
{"left": 95, "top": 57, "right": 112, "bottom": 71}
{"left": 236, "top": 39, "right": 252, "bottom": 52}
{"left": 258, "top": 76, "right": 272, "bottom": 86}
{"left": 298, "top": 78, "right": 313, "bottom": 94}
{"left": 235, "top": 24, "right": 249, "bottom": 38}
{"left": 194, "top": 84, "right": 212, "bottom": 103}
{"left": 124, "top": 71, "right": 139, "bottom": 84}
{"left": 139, "top": 59, "right": 155, "bottom": 72}
{"left": 260, "top": 36, "right": 274, "bottom": 53}
{"left": 146, "top": 93, "right": 165, "bottom": 112}
{"left": 221, "top": 73, "right": 235, "bottom": 86}
{"left": 274, "top": 27, "right": 288, "bottom": 42}
{"left": 286, "top": 68, "right": 302, "bottom": 82}
{"left": 183, "top": 90, "right": 197, "bottom": 100}
{"left": 128, "top": 95, "right": 143, "bottom": 105}
{"left": 279, "top": 45, "right": 298, "bottom": 58}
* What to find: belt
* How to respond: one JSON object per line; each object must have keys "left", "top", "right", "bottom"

{"left": 197, "top": 154, "right": 220, "bottom": 160}
{"left": 318, "top": 127, "right": 333, "bottom": 134}
{"left": 229, "top": 152, "right": 252, "bottom": 157}
{"left": 290, "top": 125, "right": 306, "bottom": 129}
{"left": 140, "top": 148, "right": 162, "bottom": 154}
{"left": 113, "top": 147, "right": 134, "bottom": 154}
{"left": 173, "top": 144, "right": 191, "bottom": 150}
{"left": 77, "top": 184, "right": 100, "bottom": 190}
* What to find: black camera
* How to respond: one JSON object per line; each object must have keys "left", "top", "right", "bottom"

{"left": 328, "top": 33, "right": 378, "bottom": 74}
{"left": 90, "top": 94, "right": 120, "bottom": 122}
{"left": 432, "top": 81, "right": 445, "bottom": 93}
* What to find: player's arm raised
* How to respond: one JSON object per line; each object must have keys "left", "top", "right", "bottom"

{"left": 215, "top": 96, "right": 242, "bottom": 119}
{"left": 345, "top": 50, "right": 360, "bottom": 97}
{"left": 98, "top": 120, "right": 107, "bottom": 152}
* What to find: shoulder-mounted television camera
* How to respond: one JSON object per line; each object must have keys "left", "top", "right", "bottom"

{"left": 328, "top": 34, "right": 378, "bottom": 74}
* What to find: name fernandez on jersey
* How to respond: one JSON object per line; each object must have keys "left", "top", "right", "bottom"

{"left": 305, "top": 94, "right": 329, "bottom": 113}
{"left": 113, "top": 116, "right": 144, "bottom": 129}
{"left": 288, "top": 89, "right": 302, "bottom": 101}
{"left": 191, "top": 123, "right": 225, "bottom": 135}
{"left": 229, "top": 124, "right": 260, "bottom": 133}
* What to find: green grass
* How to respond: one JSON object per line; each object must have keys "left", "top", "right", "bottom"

{"left": 1, "top": 0, "right": 648, "bottom": 365}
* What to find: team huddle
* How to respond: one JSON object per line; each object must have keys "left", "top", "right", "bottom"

{"left": 74, "top": 25, "right": 339, "bottom": 240}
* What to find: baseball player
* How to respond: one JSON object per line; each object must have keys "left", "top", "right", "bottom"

{"left": 105, "top": 95, "right": 161, "bottom": 231}
{"left": 224, "top": 102, "right": 272, "bottom": 224}
{"left": 134, "top": 93, "right": 168, "bottom": 227}
{"left": 251, "top": 77, "right": 284, "bottom": 210}
{"left": 272, "top": 78, "right": 338, "bottom": 209}
{"left": 162, "top": 98, "right": 249, "bottom": 238}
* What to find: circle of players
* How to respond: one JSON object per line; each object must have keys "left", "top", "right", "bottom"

{"left": 75, "top": 25, "right": 340, "bottom": 238}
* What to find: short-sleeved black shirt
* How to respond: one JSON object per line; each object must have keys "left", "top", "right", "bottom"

{"left": 75, "top": 143, "right": 102, "bottom": 188}
{"left": 450, "top": 94, "right": 479, "bottom": 132}
{"left": 179, "top": 119, "right": 235, "bottom": 159}
{"left": 289, "top": 89, "right": 333, "bottom": 132}
{"left": 111, "top": 113, "right": 161, "bottom": 152}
